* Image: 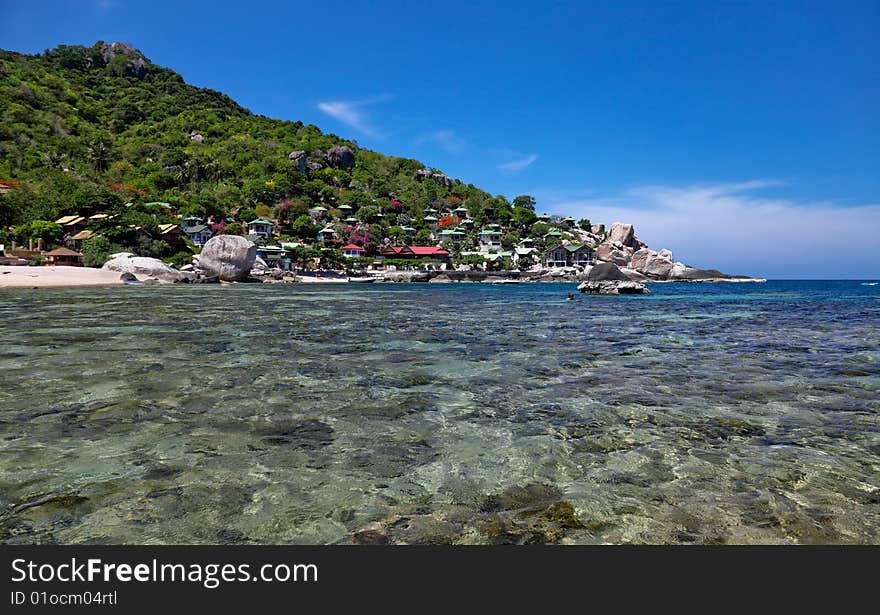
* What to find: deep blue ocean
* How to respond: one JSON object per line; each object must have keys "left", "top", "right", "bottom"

{"left": 1, "top": 280, "right": 878, "bottom": 544}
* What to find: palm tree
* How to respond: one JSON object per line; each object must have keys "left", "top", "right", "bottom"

{"left": 42, "top": 151, "right": 66, "bottom": 170}
{"left": 87, "top": 139, "right": 111, "bottom": 174}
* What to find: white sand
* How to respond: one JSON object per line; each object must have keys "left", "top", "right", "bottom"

{"left": 0, "top": 265, "right": 125, "bottom": 288}
{"left": 295, "top": 274, "right": 352, "bottom": 283}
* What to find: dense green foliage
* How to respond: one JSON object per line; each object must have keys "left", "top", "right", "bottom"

{"left": 0, "top": 42, "right": 504, "bottom": 239}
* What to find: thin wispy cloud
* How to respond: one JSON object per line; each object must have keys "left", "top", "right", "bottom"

{"left": 416, "top": 130, "right": 466, "bottom": 155}
{"left": 316, "top": 94, "right": 392, "bottom": 137}
{"left": 539, "top": 180, "right": 880, "bottom": 278}
{"left": 497, "top": 153, "right": 538, "bottom": 173}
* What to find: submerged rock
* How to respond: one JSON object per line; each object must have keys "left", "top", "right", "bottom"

{"left": 578, "top": 280, "right": 650, "bottom": 295}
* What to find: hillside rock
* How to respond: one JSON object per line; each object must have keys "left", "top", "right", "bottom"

{"left": 657, "top": 248, "right": 674, "bottom": 261}
{"left": 95, "top": 42, "right": 147, "bottom": 78}
{"left": 103, "top": 254, "right": 195, "bottom": 283}
{"left": 415, "top": 169, "right": 453, "bottom": 188}
{"left": 288, "top": 150, "right": 308, "bottom": 172}
{"left": 608, "top": 222, "right": 637, "bottom": 248}
{"left": 325, "top": 146, "right": 355, "bottom": 170}
{"left": 196, "top": 235, "right": 257, "bottom": 281}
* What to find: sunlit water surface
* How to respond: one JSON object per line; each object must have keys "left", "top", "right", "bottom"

{"left": 1, "top": 280, "right": 878, "bottom": 544}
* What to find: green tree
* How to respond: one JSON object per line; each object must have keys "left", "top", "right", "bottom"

{"left": 512, "top": 195, "right": 536, "bottom": 211}
{"left": 290, "top": 215, "right": 317, "bottom": 240}
{"left": 531, "top": 221, "right": 551, "bottom": 237}
{"left": 512, "top": 206, "right": 537, "bottom": 230}
{"left": 81, "top": 235, "right": 113, "bottom": 267}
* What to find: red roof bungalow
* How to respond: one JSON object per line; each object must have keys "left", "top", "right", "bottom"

{"left": 341, "top": 243, "right": 365, "bottom": 258}
{"left": 379, "top": 245, "right": 450, "bottom": 261}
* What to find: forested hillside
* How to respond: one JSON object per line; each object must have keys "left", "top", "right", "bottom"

{"left": 0, "top": 42, "right": 529, "bottom": 251}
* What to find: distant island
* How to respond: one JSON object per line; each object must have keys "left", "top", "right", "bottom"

{"left": 0, "top": 42, "right": 761, "bottom": 287}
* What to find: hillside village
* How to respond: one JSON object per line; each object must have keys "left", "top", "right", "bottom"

{"left": 1, "top": 167, "right": 610, "bottom": 274}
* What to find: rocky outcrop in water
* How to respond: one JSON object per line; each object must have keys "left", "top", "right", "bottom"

{"left": 196, "top": 235, "right": 257, "bottom": 281}
{"left": 593, "top": 224, "right": 763, "bottom": 282}
{"left": 578, "top": 280, "right": 650, "bottom": 295}
{"left": 577, "top": 263, "right": 650, "bottom": 294}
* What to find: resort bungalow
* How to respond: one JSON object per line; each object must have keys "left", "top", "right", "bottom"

{"left": 479, "top": 229, "right": 503, "bottom": 252}
{"left": 566, "top": 244, "right": 594, "bottom": 266}
{"left": 317, "top": 227, "right": 338, "bottom": 243}
{"left": 182, "top": 222, "right": 213, "bottom": 247}
{"left": 88, "top": 213, "right": 116, "bottom": 223}
{"left": 45, "top": 247, "right": 83, "bottom": 266}
{"left": 543, "top": 245, "right": 569, "bottom": 268}
{"left": 436, "top": 229, "right": 466, "bottom": 244}
{"left": 247, "top": 218, "right": 274, "bottom": 240}
{"left": 513, "top": 246, "right": 538, "bottom": 265}
{"left": 55, "top": 215, "right": 88, "bottom": 234}
{"left": 341, "top": 243, "right": 365, "bottom": 258}
{"left": 453, "top": 206, "right": 469, "bottom": 219}
{"left": 66, "top": 229, "right": 94, "bottom": 251}
{"left": 424, "top": 215, "right": 439, "bottom": 230}
{"left": 379, "top": 245, "right": 450, "bottom": 264}
{"left": 256, "top": 245, "right": 292, "bottom": 270}
{"left": 542, "top": 244, "right": 594, "bottom": 268}
{"left": 157, "top": 223, "right": 187, "bottom": 250}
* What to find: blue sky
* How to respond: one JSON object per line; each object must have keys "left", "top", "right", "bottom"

{"left": 3, "top": 0, "right": 878, "bottom": 277}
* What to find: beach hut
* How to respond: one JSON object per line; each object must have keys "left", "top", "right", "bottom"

{"left": 45, "top": 247, "right": 84, "bottom": 266}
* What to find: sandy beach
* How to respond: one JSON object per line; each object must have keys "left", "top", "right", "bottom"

{"left": 0, "top": 265, "right": 125, "bottom": 288}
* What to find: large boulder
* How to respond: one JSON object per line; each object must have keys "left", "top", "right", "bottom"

{"left": 197, "top": 235, "right": 257, "bottom": 281}
{"left": 608, "top": 222, "right": 637, "bottom": 248}
{"left": 288, "top": 150, "right": 308, "bottom": 172}
{"left": 630, "top": 248, "right": 656, "bottom": 271}
{"left": 657, "top": 248, "right": 674, "bottom": 261}
{"left": 643, "top": 255, "right": 674, "bottom": 278}
{"left": 587, "top": 262, "right": 631, "bottom": 282}
{"left": 595, "top": 244, "right": 631, "bottom": 266}
{"left": 325, "top": 145, "right": 355, "bottom": 170}
{"left": 103, "top": 254, "right": 196, "bottom": 283}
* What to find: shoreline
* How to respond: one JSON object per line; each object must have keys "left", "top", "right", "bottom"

{"left": 0, "top": 265, "right": 125, "bottom": 288}
{"left": 0, "top": 265, "right": 771, "bottom": 289}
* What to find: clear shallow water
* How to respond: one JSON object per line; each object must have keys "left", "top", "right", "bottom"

{"left": 1, "top": 280, "right": 878, "bottom": 545}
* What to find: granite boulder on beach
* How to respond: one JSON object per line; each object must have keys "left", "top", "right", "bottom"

{"left": 195, "top": 235, "right": 257, "bottom": 282}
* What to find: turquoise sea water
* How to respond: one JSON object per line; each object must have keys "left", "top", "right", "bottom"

{"left": 1, "top": 280, "right": 878, "bottom": 544}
